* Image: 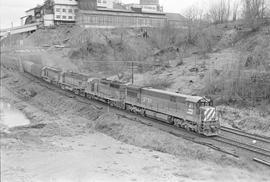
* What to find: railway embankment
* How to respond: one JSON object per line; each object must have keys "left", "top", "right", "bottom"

{"left": 7, "top": 24, "right": 269, "bottom": 138}
{"left": 1, "top": 61, "right": 270, "bottom": 181}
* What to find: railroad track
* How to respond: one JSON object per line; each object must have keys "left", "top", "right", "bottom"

{"left": 214, "top": 136, "right": 270, "bottom": 158}
{"left": 220, "top": 126, "right": 270, "bottom": 152}
{"left": 8, "top": 70, "right": 270, "bottom": 167}
{"left": 221, "top": 126, "right": 270, "bottom": 143}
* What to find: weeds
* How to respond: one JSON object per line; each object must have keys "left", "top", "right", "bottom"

{"left": 143, "top": 77, "right": 174, "bottom": 90}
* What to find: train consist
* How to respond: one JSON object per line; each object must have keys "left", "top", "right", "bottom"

{"left": 22, "top": 61, "right": 220, "bottom": 136}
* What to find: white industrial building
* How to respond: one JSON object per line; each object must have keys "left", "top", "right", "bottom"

{"left": 97, "top": 0, "right": 114, "bottom": 9}
{"left": 54, "top": 0, "right": 78, "bottom": 23}
{"left": 124, "top": 0, "right": 163, "bottom": 13}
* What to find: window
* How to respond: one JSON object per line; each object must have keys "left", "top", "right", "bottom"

{"left": 98, "top": 0, "right": 101, "bottom": 3}
{"left": 68, "top": 16, "right": 73, "bottom": 19}
{"left": 68, "top": 9, "right": 72, "bottom": 13}
{"left": 62, "top": 9, "right": 66, "bottom": 12}
{"left": 56, "top": 15, "right": 61, "bottom": 19}
{"left": 74, "top": 9, "right": 78, "bottom": 13}
{"left": 62, "top": 15, "right": 66, "bottom": 19}
{"left": 56, "top": 8, "right": 60, "bottom": 12}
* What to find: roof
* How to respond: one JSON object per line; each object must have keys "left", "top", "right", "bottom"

{"left": 43, "top": 66, "right": 62, "bottom": 72}
{"left": 25, "top": 5, "right": 43, "bottom": 13}
{"left": 26, "top": 8, "right": 35, "bottom": 13}
{"left": 142, "top": 88, "right": 204, "bottom": 103}
{"left": 165, "top": 13, "right": 186, "bottom": 21}
{"left": 96, "top": 7, "right": 165, "bottom": 16}
{"left": 113, "top": 3, "right": 127, "bottom": 10}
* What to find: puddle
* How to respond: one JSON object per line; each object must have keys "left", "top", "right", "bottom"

{"left": 0, "top": 102, "right": 30, "bottom": 128}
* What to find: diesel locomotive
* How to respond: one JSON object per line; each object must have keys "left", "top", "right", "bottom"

{"left": 22, "top": 61, "right": 220, "bottom": 136}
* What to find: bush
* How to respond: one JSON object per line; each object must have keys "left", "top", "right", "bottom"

{"left": 143, "top": 77, "right": 174, "bottom": 90}
{"left": 203, "top": 63, "right": 270, "bottom": 105}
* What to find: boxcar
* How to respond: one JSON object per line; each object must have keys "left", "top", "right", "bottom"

{"left": 30, "top": 63, "right": 43, "bottom": 78}
{"left": 22, "top": 61, "right": 33, "bottom": 74}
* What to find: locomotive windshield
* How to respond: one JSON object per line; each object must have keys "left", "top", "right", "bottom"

{"left": 199, "top": 100, "right": 213, "bottom": 107}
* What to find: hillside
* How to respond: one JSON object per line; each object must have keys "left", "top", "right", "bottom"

{"left": 3, "top": 22, "right": 270, "bottom": 136}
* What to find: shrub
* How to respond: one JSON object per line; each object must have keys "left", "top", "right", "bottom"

{"left": 143, "top": 77, "right": 174, "bottom": 90}
{"left": 203, "top": 62, "right": 270, "bottom": 105}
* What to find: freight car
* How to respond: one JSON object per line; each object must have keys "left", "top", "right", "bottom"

{"left": 22, "top": 61, "right": 43, "bottom": 78}
{"left": 21, "top": 61, "right": 220, "bottom": 136}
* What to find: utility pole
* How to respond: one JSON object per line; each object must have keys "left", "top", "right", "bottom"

{"left": 9, "top": 22, "right": 13, "bottom": 48}
{"left": 132, "top": 61, "right": 134, "bottom": 84}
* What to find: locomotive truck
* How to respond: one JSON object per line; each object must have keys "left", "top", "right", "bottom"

{"left": 22, "top": 61, "right": 220, "bottom": 136}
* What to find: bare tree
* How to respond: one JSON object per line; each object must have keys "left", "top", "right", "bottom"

{"left": 242, "top": 0, "right": 266, "bottom": 30}
{"left": 209, "top": 0, "right": 231, "bottom": 24}
{"left": 43, "top": 0, "right": 54, "bottom": 14}
{"left": 232, "top": 0, "right": 240, "bottom": 21}
{"left": 243, "top": 0, "right": 266, "bottom": 19}
{"left": 184, "top": 6, "right": 205, "bottom": 44}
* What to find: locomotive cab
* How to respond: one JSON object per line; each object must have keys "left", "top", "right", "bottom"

{"left": 198, "top": 99, "right": 220, "bottom": 136}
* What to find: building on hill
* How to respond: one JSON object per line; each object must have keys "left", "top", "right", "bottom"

{"left": 78, "top": 0, "right": 117, "bottom": 10}
{"left": 77, "top": 0, "right": 97, "bottom": 10}
{"left": 124, "top": 3, "right": 162, "bottom": 13}
{"left": 22, "top": 6, "right": 44, "bottom": 25}
{"left": 75, "top": 0, "right": 169, "bottom": 28}
{"left": 165, "top": 13, "right": 187, "bottom": 29}
{"left": 124, "top": 0, "right": 163, "bottom": 13}
{"left": 140, "top": 0, "right": 159, "bottom": 5}
{"left": 20, "top": 0, "right": 186, "bottom": 29}
{"left": 53, "top": 0, "right": 78, "bottom": 24}
{"left": 97, "top": 0, "right": 114, "bottom": 9}
{"left": 21, "top": 0, "right": 78, "bottom": 26}
{"left": 76, "top": 8, "right": 167, "bottom": 28}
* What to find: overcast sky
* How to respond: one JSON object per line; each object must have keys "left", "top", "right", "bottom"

{"left": 0, "top": 0, "right": 214, "bottom": 29}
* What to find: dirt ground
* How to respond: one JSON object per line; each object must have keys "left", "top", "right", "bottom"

{"left": 1, "top": 61, "right": 270, "bottom": 182}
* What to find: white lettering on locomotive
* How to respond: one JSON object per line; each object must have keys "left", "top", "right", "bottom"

{"left": 142, "top": 97, "right": 152, "bottom": 104}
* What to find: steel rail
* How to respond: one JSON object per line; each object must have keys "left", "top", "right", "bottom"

{"left": 214, "top": 136, "right": 270, "bottom": 158}
{"left": 253, "top": 158, "right": 270, "bottom": 167}
{"left": 221, "top": 126, "right": 270, "bottom": 143}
